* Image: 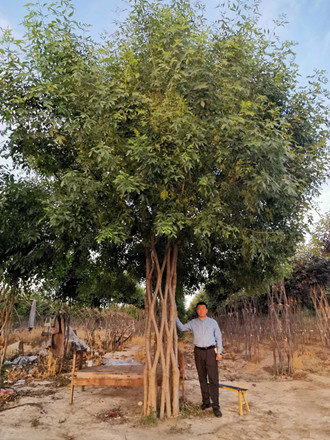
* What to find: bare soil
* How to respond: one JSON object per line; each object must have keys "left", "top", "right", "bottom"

{"left": 1, "top": 336, "right": 330, "bottom": 440}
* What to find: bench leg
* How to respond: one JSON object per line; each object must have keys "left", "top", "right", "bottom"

{"left": 243, "top": 391, "right": 250, "bottom": 412}
{"left": 238, "top": 391, "right": 243, "bottom": 415}
{"left": 69, "top": 383, "right": 74, "bottom": 404}
{"left": 69, "top": 352, "right": 77, "bottom": 405}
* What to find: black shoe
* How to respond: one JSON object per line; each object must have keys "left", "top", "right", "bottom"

{"left": 201, "top": 403, "right": 211, "bottom": 410}
{"left": 213, "top": 408, "right": 222, "bottom": 417}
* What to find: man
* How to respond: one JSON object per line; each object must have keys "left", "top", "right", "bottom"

{"left": 176, "top": 301, "right": 223, "bottom": 417}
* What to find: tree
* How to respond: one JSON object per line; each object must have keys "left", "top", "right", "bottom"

{"left": 0, "top": 170, "right": 145, "bottom": 307}
{"left": 308, "top": 212, "right": 330, "bottom": 258}
{"left": 0, "top": 172, "right": 57, "bottom": 376}
{"left": 284, "top": 212, "right": 330, "bottom": 309}
{"left": 0, "top": 172, "right": 56, "bottom": 288}
{"left": 1, "top": 0, "right": 329, "bottom": 417}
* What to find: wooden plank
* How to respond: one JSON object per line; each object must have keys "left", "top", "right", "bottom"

{"left": 75, "top": 372, "right": 144, "bottom": 380}
{"left": 72, "top": 371, "right": 162, "bottom": 387}
{"left": 73, "top": 376, "right": 144, "bottom": 387}
{"left": 77, "top": 365, "right": 145, "bottom": 374}
{"left": 69, "top": 361, "right": 167, "bottom": 404}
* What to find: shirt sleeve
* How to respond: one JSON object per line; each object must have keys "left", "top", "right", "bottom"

{"left": 214, "top": 321, "right": 223, "bottom": 354}
{"left": 176, "top": 318, "right": 192, "bottom": 332}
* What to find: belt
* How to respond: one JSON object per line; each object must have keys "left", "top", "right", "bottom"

{"left": 195, "top": 345, "right": 216, "bottom": 350}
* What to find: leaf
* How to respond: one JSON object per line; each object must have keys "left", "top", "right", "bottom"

{"left": 160, "top": 189, "right": 169, "bottom": 200}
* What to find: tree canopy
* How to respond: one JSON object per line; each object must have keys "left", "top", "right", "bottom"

{"left": 1, "top": 1, "right": 328, "bottom": 294}
{"left": 0, "top": 172, "right": 55, "bottom": 287}
{"left": 0, "top": 171, "right": 145, "bottom": 306}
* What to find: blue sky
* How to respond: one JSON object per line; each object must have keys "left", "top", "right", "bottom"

{"left": 0, "top": 0, "right": 329, "bottom": 221}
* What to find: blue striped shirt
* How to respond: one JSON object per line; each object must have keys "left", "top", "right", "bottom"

{"left": 176, "top": 316, "right": 223, "bottom": 354}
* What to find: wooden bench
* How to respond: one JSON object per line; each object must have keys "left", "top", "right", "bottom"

{"left": 69, "top": 352, "right": 149, "bottom": 404}
{"left": 69, "top": 351, "right": 185, "bottom": 404}
{"left": 218, "top": 383, "right": 250, "bottom": 415}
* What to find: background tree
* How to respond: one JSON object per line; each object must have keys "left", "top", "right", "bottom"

{"left": 1, "top": 0, "right": 329, "bottom": 417}
{"left": 284, "top": 212, "right": 330, "bottom": 310}
{"left": 0, "top": 172, "right": 56, "bottom": 375}
{"left": 308, "top": 212, "right": 330, "bottom": 258}
{"left": 0, "top": 170, "right": 145, "bottom": 307}
{"left": 0, "top": 172, "right": 56, "bottom": 289}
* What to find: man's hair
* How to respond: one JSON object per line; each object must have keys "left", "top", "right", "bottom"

{"left": 196, "top": 301, "right": 208, "bottom": 309}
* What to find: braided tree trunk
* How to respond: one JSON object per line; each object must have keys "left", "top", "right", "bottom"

{"left": 143, "top": 238, "right": 180, "bottom": 419}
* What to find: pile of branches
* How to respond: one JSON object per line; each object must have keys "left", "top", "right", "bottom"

{"left": 71, "top": 308, "right": 137, "bottom": 354}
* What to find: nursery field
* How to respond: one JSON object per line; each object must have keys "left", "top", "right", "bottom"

{"left": 1, "top": 328, "right": 329, "bottom": 440}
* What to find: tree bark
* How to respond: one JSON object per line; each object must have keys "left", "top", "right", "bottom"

{"left": 0, "top": 285, "right": 15, "bottom": 387}
{"left": 310, "top": 285, "right": 330, "bottom": 347}
{"left": 143, "top": 238, "right": 180, "bottom": 418}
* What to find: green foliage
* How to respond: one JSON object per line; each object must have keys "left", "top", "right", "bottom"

{"left": 285, "top": 256, "right": 330, "bottom": 310}
{"left": 139, "top": 410, "right": 158, "bottom": 426}
{"left": 0, "top": 0, "right": 329, "bottom": 305}
{"left": 0, "top": 171, "right": 145, "bottom": 307}
{"left": 69, "top": 265, "right": 145, "bottom": 308}
{"left": 11, "top": 292, "right": 59, "bottom": 326}
{"left": 0, "top": 173, "right": 56, "bottom": 286}
{"left": 284, "top": 213, "right": 330, "bottom": 309}
{"left": 306, "top": 212, "right": 330, "bottom": 258}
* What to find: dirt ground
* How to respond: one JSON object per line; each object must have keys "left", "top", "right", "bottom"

{"left": 1, "top": 336, "right": 330, "bottom": 440}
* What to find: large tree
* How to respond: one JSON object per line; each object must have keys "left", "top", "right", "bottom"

{"left": 1, "top": 0, "right": 329, "bottom": 417}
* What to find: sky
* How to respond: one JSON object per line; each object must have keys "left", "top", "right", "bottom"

{"left": 0, "top": 0, "right": 329, "bottom": 224}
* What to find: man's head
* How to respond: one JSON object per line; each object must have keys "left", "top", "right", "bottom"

{"left": 196, "top": 302, "right": 208, "bottom": 319}
{"left": 196, "top": 301, "right": 208, "bottom": 309}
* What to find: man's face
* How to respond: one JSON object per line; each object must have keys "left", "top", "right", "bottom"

{"left": 196, "top": 304, "right": 208, "bottom": 319}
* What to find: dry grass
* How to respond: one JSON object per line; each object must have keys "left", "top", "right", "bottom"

{"left": 4, "top": 327, "right": 43, "bottom": 346}
{"left": 72, "top": 308, "right": 136, "bottom": 354}
{"left": 134, "top": 351, "right": 145, "bottom": 363}
{"left": 292, "top": 351, "right": 303, "bottom": 370}
{"left": 75, "top": 328, "right": 135, "bottom": 355}
{"left": 129, "top": 336, "right": 145, "bottom": 348}
{"left": 300, "top": 351, "right": 324, "bottom": 373}
{"left": 128, "top": 336, "right": 146, "bottom": 363}
{"left": 6, "top": 352, "right": 63, "bottom": 383}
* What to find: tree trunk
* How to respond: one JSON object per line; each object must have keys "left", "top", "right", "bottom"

{"left": 268, "top": 283, "right": 296, "bottom": 375}
{"left": 0, "top": 285, "right": 16, "bottom": 387}
{"left": 143, "top": 238, "right": 180, "bottom": 419}
{"left": 310, "top": 285, "right": 330, "bottom": 347}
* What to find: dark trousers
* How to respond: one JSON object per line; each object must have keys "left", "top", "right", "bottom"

{"left": 194, "top": 346, "right": 219, "bottom": 409}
